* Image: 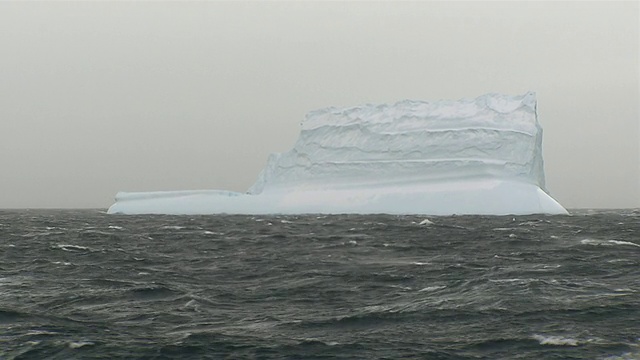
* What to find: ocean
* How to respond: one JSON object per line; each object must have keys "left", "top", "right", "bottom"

{"left": 1, "top": 209, "right": 639, "bottom": 359}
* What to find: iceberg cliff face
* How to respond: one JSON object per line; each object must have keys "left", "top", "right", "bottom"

{"left": 108, "top": 92, "right": 567, "bottom": 215}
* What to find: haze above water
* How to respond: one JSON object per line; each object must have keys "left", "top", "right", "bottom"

{"left": 0, "top": 2, "right": 638, "bottom": 209}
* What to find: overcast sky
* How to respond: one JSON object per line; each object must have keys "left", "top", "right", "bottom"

{"left": 1, "top": 1, "right": 638, "bottom": 209}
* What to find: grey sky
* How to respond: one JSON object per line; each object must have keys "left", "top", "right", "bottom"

{"left": 1, "top": 1, "right": 638, "bottom": 209}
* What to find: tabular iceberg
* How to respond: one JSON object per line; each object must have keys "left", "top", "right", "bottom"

{"left": 108, "top": 92, "right": 567, "bottom": 215}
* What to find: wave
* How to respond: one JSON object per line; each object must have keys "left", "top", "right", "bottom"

{"left": 53, "top": 244, "right": 91, "bottom": 252}
{"left": 581, "top": 239, "right": 640, "bottom": 248}
{"left": 532, "top": 334, "right": 579, "bottom": 346}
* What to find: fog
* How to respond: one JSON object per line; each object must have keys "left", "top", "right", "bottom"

{"left": 0, "top": 1, "right": 638, "bottom": 209}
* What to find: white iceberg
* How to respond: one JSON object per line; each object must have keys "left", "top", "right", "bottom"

{"left": 108, "top": 92, "right": 567, "bottom": 215}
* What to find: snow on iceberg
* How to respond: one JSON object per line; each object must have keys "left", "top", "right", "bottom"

{"left": 108, "top": 92, "right": 568, "bottom": 215}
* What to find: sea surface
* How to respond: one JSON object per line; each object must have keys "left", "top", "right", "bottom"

{"left": 1, "top": 209, "right": 639, "bottom": 359}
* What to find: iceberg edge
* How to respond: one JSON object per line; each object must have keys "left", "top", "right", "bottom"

{"left": 108, "top": 92, "right": 568, "bottom": 215}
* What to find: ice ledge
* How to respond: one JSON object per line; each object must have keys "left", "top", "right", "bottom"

{"left": 107, "top": 179, "right": 567, "bottom": 215}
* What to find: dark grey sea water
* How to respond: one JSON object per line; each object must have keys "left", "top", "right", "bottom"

{"left": 1, "top": 209, "right": 639, "bottom": 359}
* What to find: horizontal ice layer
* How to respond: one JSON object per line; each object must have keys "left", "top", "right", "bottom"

{"left": 108, "top": 92, "right": 568, "bottom": 215}
{"left": 109, "top": 180, "right": 565, "bottom": 215}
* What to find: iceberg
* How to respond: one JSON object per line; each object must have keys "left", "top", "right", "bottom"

{"left": 108, "top": 92, "right": 568, "bottom": 215}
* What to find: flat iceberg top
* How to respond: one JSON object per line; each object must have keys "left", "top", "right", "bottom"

{"left": 108, "top": 92, "right": 567, "bottom": 215}
{"left": 303, "top": 92, "right": 537, "bottom": 132}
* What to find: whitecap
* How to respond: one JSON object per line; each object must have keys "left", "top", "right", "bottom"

{"left": 608, "top": 259, "right": 635, "bottom": 264}
{"left": 108, "top": 225, "right": 124, "bottom": 230}
{"left": 45, "top": 226, "right": 64, "bottom": 230}
{"left": 24, "top": 330, "right": 58, "bottom": 336}
{"left": 55, "top": 244, "right": 90, "bottom": 252}
{"left": 608, "top": 240, "right": 640, "bottom": 247}
{"left": 581, "top": 239, "right": 604, "bottom": 246}
{"left": 581, "top": 239, "right": 640, "bottom": 247}
{"left": 68, "top": 341, "right": 94, "bottom": 349}
{"left": 419, "top": 219, "right": 434, "bottom": 226}
{"left": 489, "top": 278, "right": 537, "bottom": 285}
{"left": 532, "top": 334, "right": 579, "bottom": 346}
{"left": 299, "top": 338, "right": 339, "bottom": 346}
{"left": 613, "top": 288, "right": 636, "bottom": 293}
{"left": 418, "top": 285, "right": 446, "bottom": 292}
{"left": 184, "top": 299, "right": 200, "bottom": 311}
{"left": 493, "top": 227, "right": 516, "bottom": 231}
{"left": 543, "top": 264, "right": 561, "bottom": 269}
{"left": 162, "top": 225, "right": 185, "bottom": 230}
{"left": 518, "top": 220, "right": 546, "bottom": 226}
{"left": 493, "top": 254, "right": 524, "bottom": 261}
